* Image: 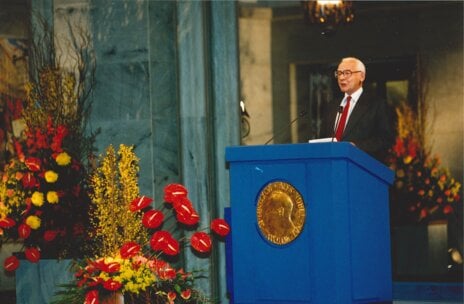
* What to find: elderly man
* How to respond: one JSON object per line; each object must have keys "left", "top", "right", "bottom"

{"left": 320, "top": 57, "right": 395, "bottom": 163}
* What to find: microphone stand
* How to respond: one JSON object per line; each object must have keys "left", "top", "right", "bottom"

{"left": 331, "top": 106, "right": 344, "bottom": 142}
{"left": 265, "top": 110, "right": 307, "bottom": 145}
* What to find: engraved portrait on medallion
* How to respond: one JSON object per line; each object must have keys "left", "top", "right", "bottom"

{"left": 256, "top": 181, "right": 306, "bottom": 245}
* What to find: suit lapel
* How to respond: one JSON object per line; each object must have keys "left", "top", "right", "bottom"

{"left": 343, "top": 93, "right": 369, "bottom": 136}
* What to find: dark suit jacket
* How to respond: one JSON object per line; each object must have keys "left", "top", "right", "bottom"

{"left": 320, "top": 90, "right": 395, "bottom": 163}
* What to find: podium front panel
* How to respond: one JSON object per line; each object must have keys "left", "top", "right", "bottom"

{"left": 226, "top": 143, "right": 393, "bottom": 304}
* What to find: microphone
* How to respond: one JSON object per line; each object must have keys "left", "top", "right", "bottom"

{"left": 331, "top": 106, "right": 344, "bottom": 142}
{"left": 264, "top": 110, "right": 308, "bottom": 145}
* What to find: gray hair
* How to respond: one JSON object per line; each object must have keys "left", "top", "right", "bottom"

{"left": 341, "top": 57, "right": 366, "bottom": 74}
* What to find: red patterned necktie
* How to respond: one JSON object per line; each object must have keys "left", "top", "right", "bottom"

{"left": 335, "top": 96, "right": 351, "bottom": 141}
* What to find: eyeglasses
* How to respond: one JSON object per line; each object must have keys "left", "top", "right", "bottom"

{"left": 334, "top": 70, "right": 362, "bottom": 78}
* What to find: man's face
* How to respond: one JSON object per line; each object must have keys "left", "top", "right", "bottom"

{"left": 336, "top": 59, "right": 365, "bottom": 95}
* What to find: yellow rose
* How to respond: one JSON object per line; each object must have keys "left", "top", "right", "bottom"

{"left": 31, "top": 191, "right": 44, "bottom": 207}
{"left": 47, "top": 191, "right": 59, "bottom": 204}
{"left": 26, "top": 215, "right": 41, "bottom": 230}
{"left": 45, "top": 170, "right": 58, "bottom": 183}
{"left": 56, "top": 152, "right": 71, "bottom": 166}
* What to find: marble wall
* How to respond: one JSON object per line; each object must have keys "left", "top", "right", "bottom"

{"left": 25, "top": 0, "right": 240, "bottom": 302}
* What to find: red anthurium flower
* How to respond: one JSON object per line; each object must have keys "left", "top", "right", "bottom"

{"left": 103, "top": 279, "right": 123, "bottom": 291}
{"left": 24, "top": 157, "right": 42, "bottom": 172}
{"left": 120, "top": 241, "right": 141, "bottom": 258}
{"left": 173, "top": 197, "right": 200, "bottom": 225}
{"left": 18, "top": 223, "right": 31, "bottom": 239}
{"left": 181, "top": 289, "right": 192, "bottom": 300}
{"left": 87, "top": 277, "right": 104, "bottom": 287}
{"left": 4, "top": 255, "right": 20, "bottom": 272}
{"left": 163, "top": 237, "right": 180, "bottom": 256}
{"left": 164, "top": 183, "right": 188, "bottom": 203}
{"left": 129, "top": 196, "right": 153, "bottom": 212}
{"left": 150, "top": 231, "right": 173, "bottom": 251}
{"left": 190, "top": 232, "right": 212, "bottom": 253}
{"left": 142, "top": 209, "right": 164, "bottom": 229}
{"left": 211, "top": 218, "right": 231, "bottom": 237}
{"left": 25, "top": 247, "right": 41, "bottom": 263}
{"left": 172, "top": 196, "right": 193, "bottom": 212}
{"left": 21, "top": 172, "right": 37, "bottom": 189}
{"left": 44, "top": 230, "right": 59, "bottom": 242}
{"left": 176, "top": 209, "right": 200, "bottom": 226}
{"left": 103, "top": 262, "right": 120, "bottom": 273}
{"left": 0, "top": 217, "right": 16, "bottom": 228}
{"left": 84, "top": 289, "right": 99, "bottom": 304}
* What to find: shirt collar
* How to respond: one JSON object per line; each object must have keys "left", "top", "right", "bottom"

{"left": 344, "top": 87, "right": 363, "bottom": 104}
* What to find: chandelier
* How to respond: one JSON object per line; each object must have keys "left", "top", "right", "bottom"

{"left": 301, "top": 1, "right": 354, "bottom": 34}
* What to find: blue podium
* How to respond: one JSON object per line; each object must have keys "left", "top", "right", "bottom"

{"left": 225, "top": 142, "right": 394, "bottom": 304}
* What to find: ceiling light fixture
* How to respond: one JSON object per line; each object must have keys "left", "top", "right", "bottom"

{"left": 301, "top": 0, "right": 354, "bottom": 35}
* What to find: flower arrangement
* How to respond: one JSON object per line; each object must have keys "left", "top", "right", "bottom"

{"left": 52, "top": 144, "right": 230, "bottom": 304}
{"left": 0, "top": 21, "right": 96, "bottom": 269}
{"left": 0, "top": 67, "right": 94, "bottom": 269}
{"left": 387, "top": 104, "right": 462, "bottom": 225}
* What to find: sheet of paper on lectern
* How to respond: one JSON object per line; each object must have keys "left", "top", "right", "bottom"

{"left": 308, "top": 137, "right": 337, "bottom": 143}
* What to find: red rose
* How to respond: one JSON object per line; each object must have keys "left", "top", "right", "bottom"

{"left": 129, "top": 196, "right": 153, "bottom": 212}
{"left": 4, "top": 255, "right": 20, "bottom": 272}
{"left": 190, "top": 232, "right": 212, "bottom": 253}
{"left": 211, "top": 218, "right": 230, "bottom": 237}
{"left": 142, "top": 209, "right": 164, "bottom": 229}
{"left": 120, "top": 241, "right": 141, "bottom": 259}
{"left": 25, "top": 247, "right": 41, "bottom": 263}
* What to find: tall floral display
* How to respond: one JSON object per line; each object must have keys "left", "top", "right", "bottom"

{"left": 53, "top": 144, "right": 230, "bottom": 304}
{"left": 387, "top": 104, "right": 462, "bottom": 225}
{"left": 0, "top": 20, "right": 96, "bottom": 269}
